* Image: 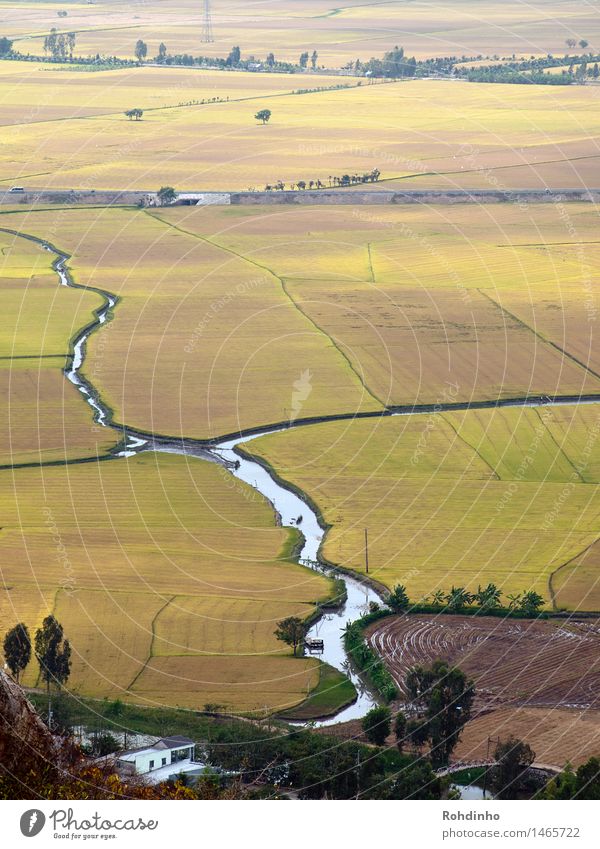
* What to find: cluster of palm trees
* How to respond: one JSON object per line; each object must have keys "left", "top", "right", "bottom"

{"left": 262, "top": 168, "right": 381, "bottom": 192}
{"left": 421, "top": 583, "right": 545, "bottom": 615}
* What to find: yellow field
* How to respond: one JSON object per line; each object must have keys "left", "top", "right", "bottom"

{"left": 163, "top": 203, "right": 600, "bottom": 408}
{"left": 455, "top": 707, "right": 600, "bottom": 769}
{"left": 1, "top": 452, "right": 330, "bottom": 712}
{"left": 247, "top": 405, "right": 600, "bottom": 609}
{"left": 1, "top": 206, "right": 379, "bottom": 438}
{"left": 4, "top": 1, "right": 599, "bottom": 64}
{"left": 0, "top": 227, "right": 116, "bottom": 463}
{"left": 3, "top": 202, "right": 598, "bottom": 444}
{"left": 1, "top": 66, "right": 599, "bottom": 190}
{"left": 0, "top": 59, "right": 354, "bottom": 126}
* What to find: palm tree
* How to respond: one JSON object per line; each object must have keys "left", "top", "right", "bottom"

{"left": 506, "top": 592, "right": 522, "bottom": 611}
{"left": 430, "top": 590, "right": 446, "bottom": 607}
{"left": 445, "top": 586, "right": 473, "bottom": 612}
{"left": 474, "top": 583, "right": 502, "bottom": 610}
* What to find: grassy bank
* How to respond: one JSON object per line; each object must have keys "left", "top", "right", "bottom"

{"left": 278, "top": 662, "right": 356, "bottom": 721}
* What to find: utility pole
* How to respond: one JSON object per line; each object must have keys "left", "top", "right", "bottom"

{"left": 201, "top": 0, "right": 214, "bottom": 44}
{"left": 364, "top": 527, "right": 369, "bottom": 574}
{"left": 482, "top": 735, "right": 501, "bottom": 798}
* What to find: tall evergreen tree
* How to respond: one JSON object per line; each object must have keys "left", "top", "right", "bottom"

{"left": 3, "top": 623, "right": 31, "bottom": 682}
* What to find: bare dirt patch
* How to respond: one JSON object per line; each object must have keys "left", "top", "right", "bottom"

{"left": 366, "top": 614, "right": 600, "bottom": 711}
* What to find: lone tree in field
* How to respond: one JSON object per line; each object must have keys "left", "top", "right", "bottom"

{"left": 274, "top": 616, "right": 306, "bottom": 656}
{"left": 35, "top": 615, "right": 71, "bottom": 696}
{"left": 134, "top": 39, "right": 148, "bottom": 63}
{"left": 362, "top": 705, "right": 391, "bottom": 745}
{"left": 405, "top": 659, "right": 474, "bottom": 767}
{"left": 157, "top": 42, "right": 167, "bottom": 62}
{"left": 491, "top": 737, "right": 535, "bottom": 799}
{"left": 125, "top": 108, "right": 144, "bottom": 121}
{"left": 0, "top": 37, "right": 13, "bottom": 55}
{"left": 156, "top": 186, "right": 177, "bottom": 205}
{"left": 255, "top": 108, "right": 272, "bottom": 124}
{"left": 3, "top": 623, "right": 31, "bottom": 683}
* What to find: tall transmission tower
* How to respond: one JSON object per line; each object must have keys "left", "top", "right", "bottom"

{"left": 201, "top": 0, "right": 214, "bottom": 43}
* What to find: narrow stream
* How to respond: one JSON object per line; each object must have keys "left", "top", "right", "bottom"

{"left": 213, "top": 434, "right": 382, "bottom": 725}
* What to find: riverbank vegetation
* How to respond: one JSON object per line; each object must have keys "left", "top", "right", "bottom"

{"left": 22, "top": 687, "right": 442, "bottom": 799}
{"left": 278, "top": 662, "right": 357, "bottom": 721}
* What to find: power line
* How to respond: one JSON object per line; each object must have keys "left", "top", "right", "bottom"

{"left": 201, "top": 0, "right": 214, "bottom": 43}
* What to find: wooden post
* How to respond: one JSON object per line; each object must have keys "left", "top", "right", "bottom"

{"left": 364, "top": 528, "right": 369, "bottom": 574}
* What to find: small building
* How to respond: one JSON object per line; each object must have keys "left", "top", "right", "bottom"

{"left": 116, "top": 736, "right": 198, "bottom": 782}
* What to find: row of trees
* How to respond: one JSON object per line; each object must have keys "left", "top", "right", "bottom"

{"left": 387, "top": 582, "right": 545, "bottom": 615}
{"left": 344, "top": 45, "right": 418, "bottom": 78}
{"left": 263, "top": 169, "right": 381, "bottom": 192}
{"left": 134, "top": 41, "right": 320, "bottom": 73}
{"left": 3, "top": 616, "right": 71, "bottom": 693}
{"left": 43, "top": 28, "right": 76, "bottom": 60}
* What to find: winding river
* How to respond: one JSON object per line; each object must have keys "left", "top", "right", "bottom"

{"left": 14, "top": 231, "right": 600, "bottom": 725}
{"left": 43, "top": 237, "right": 384, "bottom": 724}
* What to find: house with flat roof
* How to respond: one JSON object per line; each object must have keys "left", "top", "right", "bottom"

{"left": 116, "top": 736, "right": 201, "bottom": 783}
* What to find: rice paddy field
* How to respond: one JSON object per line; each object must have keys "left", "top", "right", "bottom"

{"left": 0, "top": 452, "right": 331, "bottom": 711}
{"left": 158, "top": 202, "right": 600, "bottom": 410}
{"left": 3, "top": 200, "right": 599, "bottom": 438}
{"left": 1, "top": 0, "right": 600, "bottom": 742}
{"left": 1, "top": 205, "right": 377, "bottom": 439}
{"left": 246, "top": 404, "right": 600, "bottom": 610}
{"left": 3, "top": 0, "right": 600, "bottom": 64}
{"left": 454, "top": 707, "right": 600, "bottom": 769}
{"left": 0, "top": 61, "right": 600, "bottom": 191}
{"left": 0, "top": 227, "right": 116, "bottom": 464}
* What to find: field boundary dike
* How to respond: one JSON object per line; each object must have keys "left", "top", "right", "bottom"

{"left": 2, "top": 188, "right": 600, "bottom": 207}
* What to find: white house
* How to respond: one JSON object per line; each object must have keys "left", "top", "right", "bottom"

{"left": 116, "top": 736, "right": 201, "bottom": 783}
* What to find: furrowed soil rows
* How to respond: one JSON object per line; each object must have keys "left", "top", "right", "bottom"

{"left": 366, "top": 614, "right": 600, "bottom": 710}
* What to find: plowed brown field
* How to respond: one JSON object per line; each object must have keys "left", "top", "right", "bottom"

{"left": 366, "top": 614, "right": 600, "bottom": 710}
